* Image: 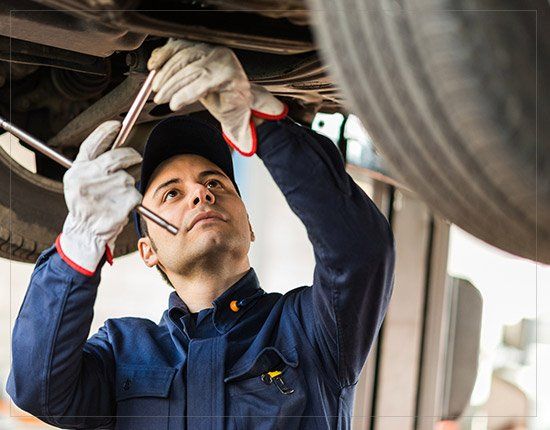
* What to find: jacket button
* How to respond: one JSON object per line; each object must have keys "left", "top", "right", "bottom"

{"left": 123, "top": 378, "right": 132, "bottom": 391}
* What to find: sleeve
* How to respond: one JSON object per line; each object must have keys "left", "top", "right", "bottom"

{"left": 6, "top": 245, "right": 116, "bottom": 429}
{"left": 255, "top": 118, "right": 396, "bottom": 387}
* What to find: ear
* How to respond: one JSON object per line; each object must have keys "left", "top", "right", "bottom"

{"left": 248, "top": 219, "right": 255, "bottom": 242}
{"left": 138, "top": 236, "right": 160, "bottom": 267}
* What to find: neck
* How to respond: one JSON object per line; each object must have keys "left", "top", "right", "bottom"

{"left": 168, "top": 256, "right": 251, "bottom": 313}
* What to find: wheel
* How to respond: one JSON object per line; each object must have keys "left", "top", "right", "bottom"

{"left": 309, "top": 0, "right": 549, "bottom": 263}
{"left": 0, "top": 137, "right": 138, "bottom": 263}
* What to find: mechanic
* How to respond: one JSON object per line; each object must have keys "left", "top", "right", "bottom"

{"left": 7, "top": 39, "right": 396, "bottom": 429}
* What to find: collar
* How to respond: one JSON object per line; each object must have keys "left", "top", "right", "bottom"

{"left": 167, "top": 268, "right": 265, "bottom": 335}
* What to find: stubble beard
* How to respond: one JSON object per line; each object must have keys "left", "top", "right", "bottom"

{"left": 164, "top": 230, "right": 245, "bottom": 277}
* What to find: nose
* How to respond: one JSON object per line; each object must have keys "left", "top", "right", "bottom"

{"left": 190, "top": 184, "right": 215, "bottom": 207}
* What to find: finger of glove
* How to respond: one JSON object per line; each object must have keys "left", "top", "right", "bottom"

{"left": 96, "top": 147, "right": 143, "bottom": 174}
{"left": 108, "top": 172, "right": 142, "bottom": 203}
{"left": 124, "top": 187, "right": 143, "bottom": 212}
{"left": 109, "top": 190, "right": 142, "bottom": 227}
{"left": 167, "top": 67, "right": 233, "bottom": 111}
{"left": 147, "top": 38, "right": 195, "bottom": 71}
{"left": 76, "top": 120, "right": 122, "bottom": 162}
{"left": 100, "top": 173, "right": 141, "bottom": 214}
{"left": 154, "top": 65, "right": 204, "bottom": 105}
{"left": 94, "top": 186, "right": 140, "bottom": 237}
{"left": 151, "top": 43, "right": 210, "bottom": 92}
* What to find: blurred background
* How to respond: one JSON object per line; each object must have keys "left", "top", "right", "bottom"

{"left": 1, "top": 113, "right": 549, "bottom": 429}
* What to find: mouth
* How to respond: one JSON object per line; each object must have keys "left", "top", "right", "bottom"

{"left": 187, "top": 210, "right": 227, "bottom": 231}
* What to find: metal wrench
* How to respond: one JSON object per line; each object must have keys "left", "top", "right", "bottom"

{"left": 0, "top": 71, "right": 179, "bottom": 235}
{"left": 112, "top": 70, "right": 157, "bottom": 149}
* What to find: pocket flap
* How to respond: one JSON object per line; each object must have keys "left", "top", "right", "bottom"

{"left": 116, "top": 365, "right": 176, "bottom": 401}
{"left": 224, "top": 346, "right": 299, "bottom": 383}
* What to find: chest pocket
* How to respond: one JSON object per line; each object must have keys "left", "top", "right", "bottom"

{"left": 114, "top": 365, "right": 176, "bottom": 430}
{"left": 225, "top": 346, "right": 306, "bottom": 430}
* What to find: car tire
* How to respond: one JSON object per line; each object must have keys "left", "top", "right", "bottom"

{"left": 0, "top": 145, "right": 137, "bottom": 263}
{"left": 309, "top": 0, "right": 549, "bottom": 263}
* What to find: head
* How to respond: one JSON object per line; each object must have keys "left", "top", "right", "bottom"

{"left": 135, "top": 116, "right": 255, "bottom": 286}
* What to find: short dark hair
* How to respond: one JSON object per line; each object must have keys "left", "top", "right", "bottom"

{"left": 139, "top": 214, "right": 174, "bottom": 289}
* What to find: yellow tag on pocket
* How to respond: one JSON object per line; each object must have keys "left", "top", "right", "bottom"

{"left": 267, "top": 370, "right": 282, "bottom": 378}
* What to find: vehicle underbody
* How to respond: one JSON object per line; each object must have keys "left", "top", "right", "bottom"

{"left": 1, "top": 1, "right": 337, "bottom": 178}
{"left": 1, "top": 0, "right": 548, "bottom": 264}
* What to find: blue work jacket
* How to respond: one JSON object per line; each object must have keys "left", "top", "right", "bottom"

{"left": 7, "top": 118, "right": 396, "bottom": 429}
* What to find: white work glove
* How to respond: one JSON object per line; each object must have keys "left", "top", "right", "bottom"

{"left": 148, "top": 38, "right": 288, "bottom": 156}
{"left": 56, "top": 121, "right": 143, "bottom": 276}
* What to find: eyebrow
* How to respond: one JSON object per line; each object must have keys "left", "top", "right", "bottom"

{"left": 152, "top": 178, "right": 181, "bottom": 199}
{"left": 198, "top": 169, "right": 227, "bottom": 181}
{"left": 151, "top": 169, "right": 229, "bottom": 200}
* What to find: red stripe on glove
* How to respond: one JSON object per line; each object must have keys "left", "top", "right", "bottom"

{"left": 223, "top": 104, "right": 288, "bottom": 157}
{"left": 251, "top": 103, "right": 289, "bottom": 121}
{"left": 222, "top": 118, "right": 257, "bottom": 157}
{"left": 55, "top": 234, "right": 113, "bottom": 277}
{"left": 55, "top": 234, "right": 95, "bottom": 277}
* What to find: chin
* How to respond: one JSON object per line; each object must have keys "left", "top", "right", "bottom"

{"left": 193, "top": 230, "right": 231, "bottom": 252}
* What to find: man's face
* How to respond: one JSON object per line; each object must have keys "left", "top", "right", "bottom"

{"left": 138, "top": 153, "right": 253, "bottom": 276}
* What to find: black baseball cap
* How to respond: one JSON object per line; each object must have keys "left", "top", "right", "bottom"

{"left": 134, "top": 115, "right": 240, "bottom": 238}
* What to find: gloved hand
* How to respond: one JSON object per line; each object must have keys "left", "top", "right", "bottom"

{"left": 56, "top": 121, "right": 143, "bottom": 276}
{"left": 148, "top": 38, "right": 288, "bottom": 156}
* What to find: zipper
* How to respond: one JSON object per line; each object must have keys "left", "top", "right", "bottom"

{"left": 260, "top": 370, "right": 295, "bottom": 395}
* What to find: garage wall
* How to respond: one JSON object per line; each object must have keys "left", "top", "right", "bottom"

{"left": 351, "top": 183, "right": 451, "bottom": 430}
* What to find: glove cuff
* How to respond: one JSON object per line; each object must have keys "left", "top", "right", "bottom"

{"left": 251, "top": 102, "right": 288, "bottom": 121}
{"left": 222, "top": 102, "right": 288, "bottom": 157}
{"left": 56, "top": 225, "right": 113, "bottom": 277}
{"left": 222, "top": 117, "right": 258, "bottom": 157}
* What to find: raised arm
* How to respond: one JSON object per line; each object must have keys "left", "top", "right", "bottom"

{"left": 7, "top": 121, "right": 142, "bottom": 428}
{"left": 255, "top": 118, "right": 396, "bottom": 387}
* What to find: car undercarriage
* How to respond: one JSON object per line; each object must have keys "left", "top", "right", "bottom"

{"left": 0, "top": 0, "right": 548, "bottom": 264}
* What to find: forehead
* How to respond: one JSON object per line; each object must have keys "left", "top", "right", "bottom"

{"left": 145, "top": 154, "right": 223, "bottom": 193}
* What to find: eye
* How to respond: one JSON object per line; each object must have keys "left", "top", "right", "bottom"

{"left": 205, "top": 179, "right": 222, "bottom": 189}
{"left": 163, "top": 189, "right": 179, "bottom": 202}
